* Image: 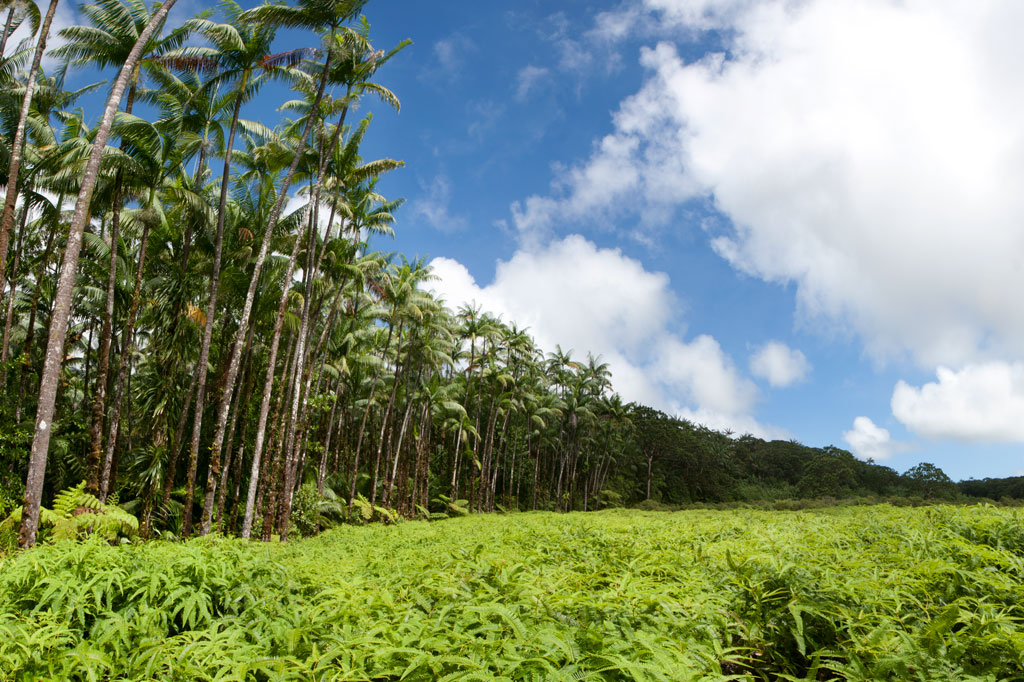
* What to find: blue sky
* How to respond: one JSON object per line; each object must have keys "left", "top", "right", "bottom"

{"left": 346, "top": 0, "right": 1024, "bottom": 481}
{"left": 47, "top": 0, "right": 1024, "bottom": 480}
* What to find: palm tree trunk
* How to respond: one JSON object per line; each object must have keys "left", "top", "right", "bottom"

{"left": 264, "top": 338, "right": 299, "bottom": 540}
{"left": 239, "top": 236, "right": 303, "bottom": 538}
{"left": 348, "top": 324, "right": 395, "bottom": 514}
{"left": 274, "top": 214, "right": 319, "bottom": 541}
{"left": 371, "top": 347, "right": 404, "bottom": 508}
{"left": 0, "top": 0, "right": 59, "bottom": 293}
{"left": 215, "top": 324, "right": 254, "bottom": 527}
{"left": 87, "top": 207, "right": 120, "bottom": 495}
{"left": 183, "top": 87, "right": 245, "bottom": 537}
{"left": 86, "top": 80, "right": 141, "bottom": 496}
{"left": 249, "top": 332, "right": 295, "bottom": 537}
{"left": 99, "top": 219, "right": 152, "bottom": 501}
{"left": 0, "top": 8, "right": 16, "bottom": 58}
{"left": 1, "top": 203, "right": 27, "bottom": 385}
{"left": 202, "top": 45, "right": 336, "bottom": 536}
{"left": 15, "top": 215, "right": 58, "bottom": 423}
{"left": 18, "top": 0, "right": 179, "bottom": 548}
{"left": 317, "top": 373, "right": 343, "bottom": 495}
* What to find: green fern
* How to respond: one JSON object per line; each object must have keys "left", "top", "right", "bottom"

{"left": 1, "top": 481, "right": 139, "bottom": 544}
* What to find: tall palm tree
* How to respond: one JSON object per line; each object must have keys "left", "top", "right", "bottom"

{"left": 19, "top": 0, "right": 179, "bottom": 548}
{"left": 53, "top": 0, "right": 193, "bottom": 495}
{"left": 97, "top": 114, "right": 171, "bottom": 501}
{"left": 164, "top": 0, "right": 306, "bottom": 536}
{"left": 203, "top": 0, "right": 374, "bottom": 537}
{"left": 0, "top": 1, "right": 40, "bottom": 59}
{"left": 0, "top": 0, "right": 57, "bottom": 295}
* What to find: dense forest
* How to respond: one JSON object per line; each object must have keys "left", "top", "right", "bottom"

{"left": 0, "top": 0, "right": 1012, "bottom": 550}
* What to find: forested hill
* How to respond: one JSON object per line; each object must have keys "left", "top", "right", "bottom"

{"left": 621, "top": 405, "right": 972, "bottom": 506}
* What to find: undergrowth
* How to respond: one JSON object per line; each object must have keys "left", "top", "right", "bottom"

{"left": 1, "top": 505, "right": 1022, "bottom": 680}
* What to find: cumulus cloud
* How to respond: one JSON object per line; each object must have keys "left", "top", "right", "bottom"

{"left": 429, "top": 235, "right": 783, "bottom": 438}
{"left": 843, "top": 416, "right": 899, "bottom": 461}
{"left": 892, "top": 363, "right": 1024, "bottom": 442}
{"left": 511, "top": 0, "right": 1024, "bottom": 372}
{"left": 749, "top": 341, "right": 811, "bottom": 387}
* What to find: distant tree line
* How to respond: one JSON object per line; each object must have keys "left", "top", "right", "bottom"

{"left": 618, "top": 406, "right": 977, "bottom": 506}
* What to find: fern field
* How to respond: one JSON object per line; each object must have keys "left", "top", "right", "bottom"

{"left": 1, "top": 506, "right": 1023, "bottom": 681}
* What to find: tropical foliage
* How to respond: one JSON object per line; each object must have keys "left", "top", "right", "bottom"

{"left": 2, "top": 506, "right": 1023, "bottom": 680}
{"left": 0, "top": 0, "right": 688, "bottom": 547}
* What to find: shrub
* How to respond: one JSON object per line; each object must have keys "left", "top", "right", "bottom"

{"left": 289, "top": 482, "right": 323, "bottom": 537}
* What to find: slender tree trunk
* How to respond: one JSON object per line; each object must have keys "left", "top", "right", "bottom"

{"left": 183, "top": 87, "right": 246, "bottom": 537}
{"left": 317, "top": 374, "right": 343, "bottom": 495}
{"left": 251, "top": 333, "right": 295, "bottom": 536}
{"left": 274, "top": 215, "right": 319, "bottom": 541}
{"left": 203, "top": 45, "right": 335, "bottom": 536}
{"left": 491, "top": 410, "right": 510, "bottom": 510}
{"left": 1, "top": 203, "right": 27, "bottom": 386}
{"left": 159, "top": 367, "right": 198, "bottom": 519}
{"left": 86, "top": 77, "right": 141, "bottom": 495}
{"left": 385, "top": 376, "right": 417, "bottom": 507}
{"left": 16, "top": 208, "right": 58, "bottom": 423}
{"left": 450, "top": 346, "right": 476, "bottom": 498}
{"left": 87, "top": 207, "right": 119, "bottom": 495}
{"left": 240, "top": 238, "right": 302, "bottom": 538}
{"left": 264, "top": 339, "right": 299, "bottom": 540}
{"left": 19, "top": 0, "right": 179, "bottom": 548}
{"left": 645, "top": 451, "right": 654, "bottom": 500}
{"left": 532, "top": 438, "right": 540, "bottom": 511}
{"left": 0, "top": 8, "right": 15, "bottom": 58}
{"left": 99, "top": 220, "right": 151, "bottom": 501}
{"left": 371, "top": 362, "right": 402, "bottom": 508}
{"left": 0, "top": 0, "right": 59, "bottom": 293}
{"left": 215, "top": 325, "right": 253, "bottom": 527}
{"left": 348, "top": 325, "right": 395, "bottom": 514}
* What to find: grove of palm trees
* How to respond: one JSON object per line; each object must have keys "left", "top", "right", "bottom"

{"left": 0, "top": 0, "right": 661, "bottom": 548}
{"left": 0, "top": 0, "right": 999, "bottom": 553}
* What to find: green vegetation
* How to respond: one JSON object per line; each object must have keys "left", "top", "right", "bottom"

{"left": 0, "top": 3, "right": 1019, "bottom": 679}
{"left": 0, "top": 0, "right": 1014, "bottom": 548}
{"left": 2, "top": 506, "right": 1022, "bottom": 680}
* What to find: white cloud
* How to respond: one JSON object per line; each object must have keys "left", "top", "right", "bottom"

{"left": 557, "top": 38, "right": 593, "bottom": 73}
{"left": 588, "top": 5, "right": 649, "bottom": 43}
{"left": 511, "top": 0, "right": 1024, "bottom": 371}
{"left": 749, "top": 341, "right": 810, "bottom": 387}
{"left": 429, "top": 234, "right": 784, "bottom": 438}
{"left": 515, "top": 65, "right": 549, "bottom": 101}
{"left": 657, "top": 335, "right": 756, "bottom": 415}
{"left": 467, "top": 99, "right": 504, "bottom": 140}
{"left": 892, "top": 363, "right": 1024, "bottom": 443}
{"left": 843, "top": 416, "right": 898, "bottom": 461}
{"left": 422, "top": 35, "right": 476, "bottom": 84}
{"left": 410, "top": 174, "right": 466, "bottom": 233}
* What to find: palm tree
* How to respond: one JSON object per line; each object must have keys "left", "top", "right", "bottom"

{"left": 0, "top": 0, "right": 57, "bottom": 295}
{"left": 164, "top": 0, "right": 307, "bottom": 536}
{"left": 0, "top": 1, "right": 40, "bottom": 59}
{"left": 19, "top": 0, "right": 179, "bottom": 548}
{"left": 53, "top": 0, "right": 193, "bottom": 495}
{"left": 97, "top": 114, "right": 172, "bottom": 501}
{"left": 204, "top": 0, "right": 377, "bottom": 537}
